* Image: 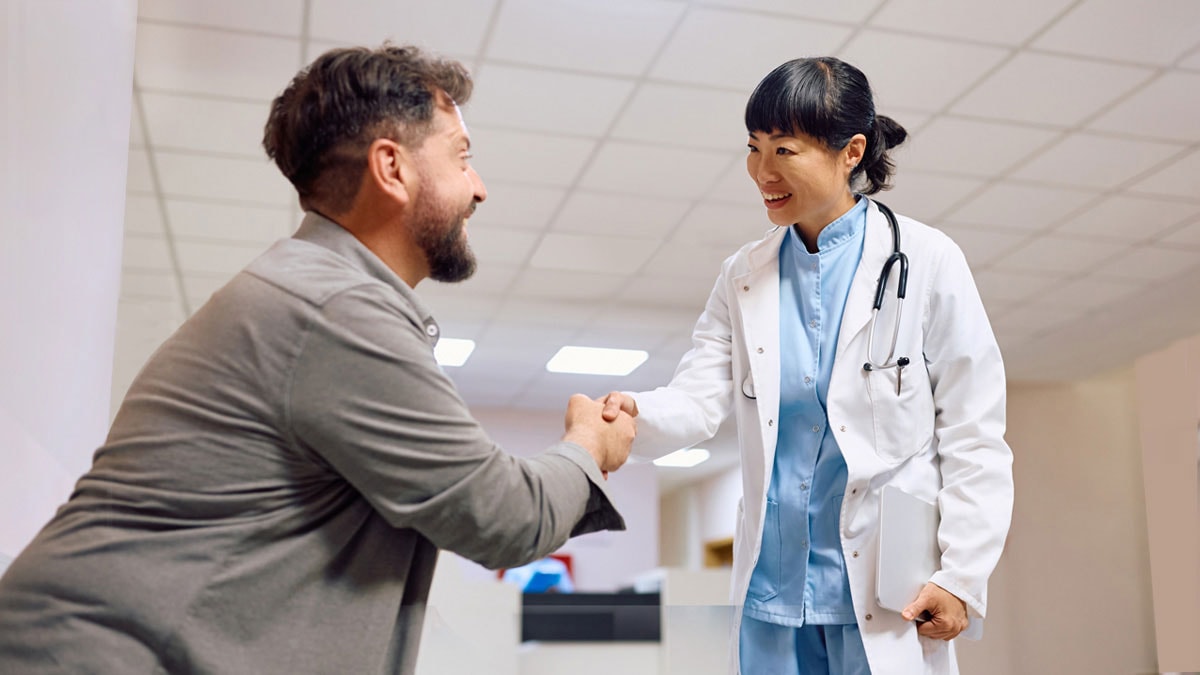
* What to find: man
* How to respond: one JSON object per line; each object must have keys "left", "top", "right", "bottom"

{"left": 0, "top": 45, "right": 634, "bottom": 674}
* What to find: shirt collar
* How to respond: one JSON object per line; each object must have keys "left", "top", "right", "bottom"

{"left": 292, "top": 211, "right": 441, "bottom": 342}
{"left": 786, "top": 195, "right": 868, "bottom": 256}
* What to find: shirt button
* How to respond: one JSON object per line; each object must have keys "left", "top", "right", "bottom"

{"left": 801, "top": 540, "right": 809, "bottom": 548}
{"left": 800, "top": 482, "right": 808, "bottom": 490}
{"left": 809, "top": 319, "right": 818, "bottom": 328}
{"left": 425, "top": 324, "right": 438, "bottom": 337}
{"left": 804, "top": 376, "right": 812, "bottom": 384}
{"left": 812, "top": 424, "right": 820, "bottom": 432}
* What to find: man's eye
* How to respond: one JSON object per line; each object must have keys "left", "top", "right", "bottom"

{"left": 776, "top": 147, "right": 793, "bottom": 155}
{"left": 747, "top": 145, "right": 758, "bottom": 153}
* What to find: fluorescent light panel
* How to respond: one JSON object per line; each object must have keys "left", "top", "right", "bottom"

{"left": 653, "top": 447, "right": 710, "bottom": 468}
{"left": 546, "top": 346, "right": 648, "bottom": 376}
{"left": 434, "top": 338, "right": 476, "bottom": 367}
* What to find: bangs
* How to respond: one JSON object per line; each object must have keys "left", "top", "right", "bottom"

{"left": 744, "top": 59, "right": 841, "bottom": 147}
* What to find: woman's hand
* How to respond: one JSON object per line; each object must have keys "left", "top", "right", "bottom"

{"left": 902, "top": 582, "right": 969, "bottom": 641}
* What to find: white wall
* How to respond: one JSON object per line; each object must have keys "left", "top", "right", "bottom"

{"left": 659, "top": 370, "right": 1160, "bottom": 674}
{"left": 0, "top": 0, "right": 136, "bottom": 558}
{"left": 470, "top": 407, "right": 660, "bottom": 591}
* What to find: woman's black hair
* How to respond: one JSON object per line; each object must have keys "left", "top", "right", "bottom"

{"left": 745, "top": 57, "right": 907, "bottom": 194}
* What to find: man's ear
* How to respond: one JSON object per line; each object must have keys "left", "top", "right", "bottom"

{"left": 366, "top": 138, "right": 414, "bottom": 207}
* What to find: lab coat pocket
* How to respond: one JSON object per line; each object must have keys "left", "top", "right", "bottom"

{"left": 865, "top": 364, "right": 934, "bottom": 464}
{"left": 746, "top": 499, "right": 781, "bottom": 602}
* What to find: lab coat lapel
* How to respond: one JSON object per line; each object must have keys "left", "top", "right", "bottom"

{"left": 733, "top": 226, "right": 787, "bottom": 478}
{"left": 836, "top": 200, "right": 892, "bottom": 357}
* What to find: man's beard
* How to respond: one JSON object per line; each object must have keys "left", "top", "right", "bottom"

{"left": 412, "top": 196, "right": 477, "bottom": 283}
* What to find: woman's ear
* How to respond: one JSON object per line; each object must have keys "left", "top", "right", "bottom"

{"left": 366, "top": 138, "right": 414, "bottom": 207}
{"left": 844, "top": 133, "right": 867, "bottom": 171}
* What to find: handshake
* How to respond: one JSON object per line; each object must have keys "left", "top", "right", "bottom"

{"left": 561, "top": 391, "right": 640, "bottom": 478}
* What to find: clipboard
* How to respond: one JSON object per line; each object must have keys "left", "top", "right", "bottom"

{"left": 876, "top": 485, "right": 983, "bottom": 640}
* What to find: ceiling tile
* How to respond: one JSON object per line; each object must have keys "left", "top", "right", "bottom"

{"left": 1008, "top": 133, "right": 1179, "bottom": 189}
{"left": 1093, "top": 245, "right": 1200, "bottom": 282}
{"left": 1033, "top": 0, "right": 1200, "bottom": 65}
{"left": 944, "top": 182, "right": 1096, "bottom": 231}
{"left": 707, "top": 156, "right": 761, "bottom": 205}
{"left": 1034, "top": 274, "right": 1150, "bottom": 310}
{"left": 677, "top": 202, "right": 773, "bottom": 248}
{"left": 578, "top": 142, "right": 734, "bottom": 199}
{"left": 587, "top": 306, "right": 702, "bottom": 341}
{"left": 464, "top": 226, "right": 540, "bottom": 266}
{"left": 124, "top": 195, "right": 163, "bottom": 236}
{"left": 510, "top": 269, "right": 628, "bottom": 301}
{"left": 878, "top": 172, "right": 987, "bottom": 223}
{"left": 611, "top": 83, "right": 749, "bottom": 151}
{"left": 469, "top": 65, "right": 635, "bottom": 137}
{"left": 838, "top": 30, "right": 1008, "bottom": 112}
{"left": 991, "top": 304, "right": 1082, "bottom": 340}
{"left": 937, "top": 225, "right": 1028, "bottom": 268}
{"left": 308, "top": 0, "right": 496, "bottom": 57}
{"left": 1158, "top": 217, "right": 1200, "bottom": 247}
{"left": 485, "top": 0, "right": 685, "bottom": 76}
{"left": 618, "top": 273, "right": 712, "bottom": 309}
{"left": 529, "top": 233, "right": 659, "bottom": 274}
{"left": 122, "top": 234, "right": 173, "bottom": 271}
{"left": 165, "top": 200, "right": 293, "bottom": 244}
{"left": 154, "top": 151, "right": 294, "bottom": 206}
{"left": 990, "top": 235, "right": 1125, "bottom": 275}
{"left": 869, "top": 0, "right": 1075, "bottom": 44}
{"left": 119, "top": 269, "right": 178, "bottom": 301}
{"left": 470, "top": 183, "right": 565, "bottom": 231}
{"left": 1055, "top": 194, "right": 1200, "bottom": 242}
{"left": 468, "top": 127, "right": 596, "bottom": 187}
{"left": 176, "top": 239, "right": 269, "bottom": 276}
{"left": 490, "top": 298, "right": 600, "bottom": 327}
{"left": 643, "top": 242, "right": 740, "bottom": 280}
{"left": 550, "top": 191, "right": 691, "bottom": 239}
{"left": 699, "top": 0, "right": 884, "bottom": 23}
{"left": 898, "top": 117, "right": 1058, "bottom": 177}
{"left": 1087, "top": 71, "right": 1200, "bottom": 142}
{"left": 973, "top": 269, "right": 1062, "bottom": 303}
{"left": 950, "top": 52, "right": 1154, "bottom": 127}
{"left": 137, "top": 0, "right": 305, "bottom": 36}
{"left": 140, "top": 92, "right": 268, "bottom": 157}
{"left": 651, "top": 9, "right": 851, "bottom": 91}
{"left": 1126, "top": 148, "right": 1200, "bottom": 200}
{"left": 134, "top": 23, "right": 299, "bottom": 100}
{"left": 127, "top": 148, "right": 155, "bottom": 193}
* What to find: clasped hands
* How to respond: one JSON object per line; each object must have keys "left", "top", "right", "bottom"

{"left": 560, "top": 391, "right": 640, "bottom": 478}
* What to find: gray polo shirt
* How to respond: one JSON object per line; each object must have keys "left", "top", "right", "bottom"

{"left": 0, "top": 213, "right": 624, "bottom": 674}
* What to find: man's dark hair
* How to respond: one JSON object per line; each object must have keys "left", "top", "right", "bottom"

{"left": 263, "top": 44, "right": 473, "bottom": 214}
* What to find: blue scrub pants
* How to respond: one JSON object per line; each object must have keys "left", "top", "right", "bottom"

{"left": 740, "top": 615, "right": 872, "bottom": 675}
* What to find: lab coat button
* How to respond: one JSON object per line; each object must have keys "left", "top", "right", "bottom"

{"left": 768, "top": 419, "right": 774, "bottom": 427}
{"left": 839, "top": 425, "right": 846, "bottom": 432}
{"left": 852, "top": 551, "right": 859, "bottom": 558}
{"left": 757, "top": 347, "right": 764, "bottom": 354}
{"left": 851, "top": 488, "right": 857, "bottom": 495}
{"left": 865, "top": 614, "right": 873, "bottom": 621}
{"left": 743, "top": 285, "right": 750, "bottom": 291}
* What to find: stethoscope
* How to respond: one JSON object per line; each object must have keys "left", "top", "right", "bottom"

{"left": 862, "top": 200, "right": 910, "bottom": 385}
{"left": 740, "top": 199, "right": 909, "bottom": 400}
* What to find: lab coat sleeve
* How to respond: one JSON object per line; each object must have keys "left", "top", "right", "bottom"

{"left": 922, "top": 240, "right": 1015, "bottom": 619}
{"left": 626, "top": 262, "right": 737, "bottom": 460}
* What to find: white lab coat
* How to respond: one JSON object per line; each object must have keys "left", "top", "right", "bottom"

{"left": 631, "top": 200, "right": 1014, "bottom": 675}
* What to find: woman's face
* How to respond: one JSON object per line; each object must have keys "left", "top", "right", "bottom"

{"left": 745, "top": 129, "right": 860, "bottom": 232}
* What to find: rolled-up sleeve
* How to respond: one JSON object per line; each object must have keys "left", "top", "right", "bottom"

{"left": 285, "top": 284, "right": 624, "bottom": 570}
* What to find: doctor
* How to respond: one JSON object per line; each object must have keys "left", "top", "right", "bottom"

{"left": 603, "top": 57, "right": 1013, "bottom": 674}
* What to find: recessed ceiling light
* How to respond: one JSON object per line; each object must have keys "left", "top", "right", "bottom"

{"left": 652, "top": 447, "right": 711, "bottom": 468}
{"left": 434, "top": 338, "right": 476, "bottom": 367}
{"left": 545, "top": 346, "right": 648, "bottom": 376}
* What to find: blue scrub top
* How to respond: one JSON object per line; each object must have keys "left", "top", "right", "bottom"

{"left": 743, "top": 197, "right": 867, "bottom": 627}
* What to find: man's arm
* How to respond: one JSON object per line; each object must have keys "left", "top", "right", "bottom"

{"left": 286, "top": 285, "right": 628, "bottom": 570}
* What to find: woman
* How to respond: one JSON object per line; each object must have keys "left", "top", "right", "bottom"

{"left": 603, "top": 57, "right": 1013, "bottom": 674}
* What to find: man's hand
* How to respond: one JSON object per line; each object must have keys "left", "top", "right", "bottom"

{"left": 600, "top": 391, "right": 638, "bottom": 422}
{"left": 562, "top": 394, "right": 635, "bottom": 476}
{"left": 902, "top": 583, "right": 969, "bottom": 641}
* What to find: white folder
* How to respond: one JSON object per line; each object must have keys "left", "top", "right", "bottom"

{"left": 876, "top": 485, "right": 983, "bottom": 640}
